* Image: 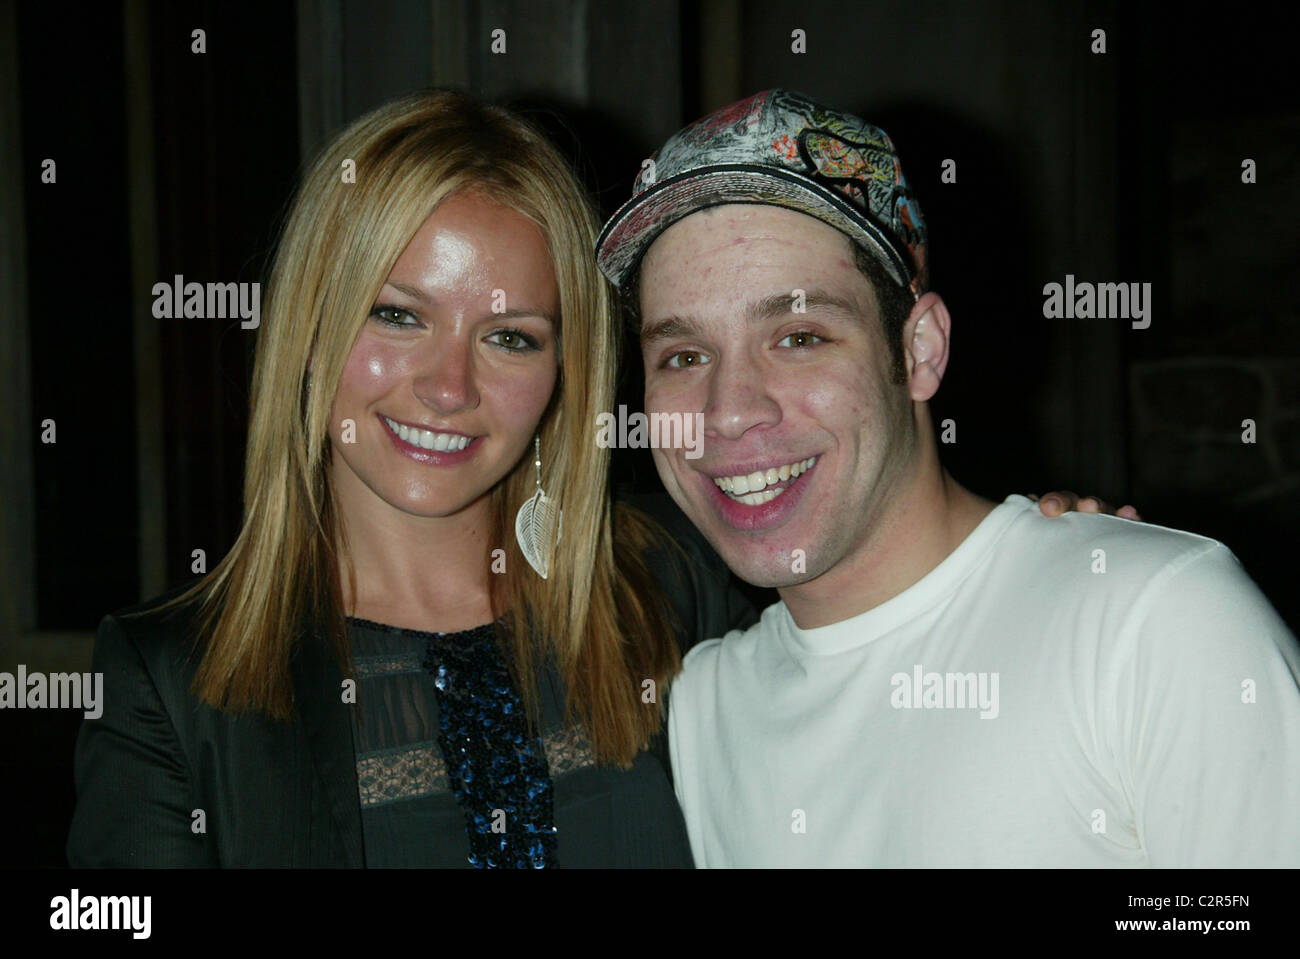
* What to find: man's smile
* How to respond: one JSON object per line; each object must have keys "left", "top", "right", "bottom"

{"left": 709, "top": 456, "right": 818, "bottom": 505}
{"left": 696, "top": 455, "right": 820, "bottom": 531}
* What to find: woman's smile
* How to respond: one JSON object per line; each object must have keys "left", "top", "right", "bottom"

{"left": 378, "top": 412, "right": 480, "bottom": 464}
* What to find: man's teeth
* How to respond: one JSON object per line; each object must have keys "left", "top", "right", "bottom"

{"left": 384, "top": 416, "right": 471, "bottom": 452}
{"left": 713, "top": 457, "right": 816, "bottom": 505}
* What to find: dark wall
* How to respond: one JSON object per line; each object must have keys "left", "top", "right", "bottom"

{"left": 147, "top": 0, "right": 301, "bottom": 587}
{"left": 1122, "top": 8, "right": 1300, "bottom": 631}
{"left": 18, "top": 0, "right": 136, "bottom": 628}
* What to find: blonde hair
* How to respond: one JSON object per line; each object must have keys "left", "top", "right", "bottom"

{"left": 156, "top": 90, "right": 680, "bottom": 766}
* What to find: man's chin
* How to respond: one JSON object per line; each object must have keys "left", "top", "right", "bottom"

{"left": 669, "top": 489, "right": 819, "bottom": 586}
{"left": 708, "top": 540, "right": 817, "bottom": 590}
{"left": 729, "top": 563, "right": 815, "bottom": 591}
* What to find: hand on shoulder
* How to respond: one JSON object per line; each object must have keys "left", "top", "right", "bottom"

{"left": 1032, "top": 490, "right": 1141, "bottom": 521}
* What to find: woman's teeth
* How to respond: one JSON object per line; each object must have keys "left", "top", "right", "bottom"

{"left": 713, "top": 457, "right": 816, "bottom": 505}
{"left": 384, "top": 416, "right": 471, "bottom": 452}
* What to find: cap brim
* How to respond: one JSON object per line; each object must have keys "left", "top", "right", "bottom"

{"left": 595, "top": 165, "right": 912, "bottom": 291}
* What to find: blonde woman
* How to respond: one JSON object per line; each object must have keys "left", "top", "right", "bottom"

{"left": 66, "top": 90, "right": 1125, "bottom": 868}
{"left": 67, "top": 90, "right": 753, "bottom": 868}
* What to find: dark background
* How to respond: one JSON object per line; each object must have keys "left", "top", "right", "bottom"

{"left": 1, "top": 0, "right": 1296, "bottom": 867}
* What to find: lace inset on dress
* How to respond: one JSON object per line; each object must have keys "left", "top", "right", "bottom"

{"left": 355, "top": 741, "right": 450, "bottom": 805}
{"left": 355, "top": 729, "right": 594, "bottom": 807}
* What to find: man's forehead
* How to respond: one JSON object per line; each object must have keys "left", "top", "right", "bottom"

{"left": 638, "top": 223, "right": 876, "bottom": 342}
{"left": 639, "top": 203, "right": 860, "bottom": 296}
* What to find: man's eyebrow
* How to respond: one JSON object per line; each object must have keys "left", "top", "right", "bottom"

{"left": 748, "top": 289, "right": 868, "bottom": 324}
{"left": 641, "top": 290, "right": 868, "bottom": 344}
{"left": 640, "top": 315, "right": 702, "bottom": 345}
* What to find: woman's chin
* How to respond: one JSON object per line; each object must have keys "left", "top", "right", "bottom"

{"left": 382, "top": 492, "right": 492, "bottom": 520}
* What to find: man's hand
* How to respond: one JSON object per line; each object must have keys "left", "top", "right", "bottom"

{"left": 1032, "top": 491, "right": 1142, "bottom": 521}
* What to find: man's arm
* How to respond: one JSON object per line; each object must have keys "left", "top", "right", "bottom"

{"left": 1114, "top": 544, "right": 1300, "bottom": 866}
{"left": 67, "top": 615, "right": 217, "bottom": 867}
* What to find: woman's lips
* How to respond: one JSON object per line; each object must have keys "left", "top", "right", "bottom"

{"left": 378, "top": 414, "right": 479, "bottom": 465}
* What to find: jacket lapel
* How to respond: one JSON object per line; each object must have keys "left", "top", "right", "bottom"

{"left": 292, "top": 625, "right": 365, "bottom": 867}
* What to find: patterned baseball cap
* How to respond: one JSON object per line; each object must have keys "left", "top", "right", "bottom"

{"left": 596, "top": 89, "right": 928, "bottom": 299}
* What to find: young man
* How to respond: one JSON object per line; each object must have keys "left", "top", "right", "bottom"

{"left": 595, "top": 89, "right": 1300, "bottom": 867}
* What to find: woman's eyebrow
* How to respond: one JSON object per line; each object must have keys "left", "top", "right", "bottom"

{"left": 491, "top": 307, "right": 557, "bottom": 326}
{"left": 381, "top": 282, "right": 555, "bottom": 325}
{"left": 382, "top": 281, "right": 431, "bottom": 302}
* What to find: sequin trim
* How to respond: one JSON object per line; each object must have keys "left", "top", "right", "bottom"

{"left": 422, "top": 624, "right": 559, "bottom": 868}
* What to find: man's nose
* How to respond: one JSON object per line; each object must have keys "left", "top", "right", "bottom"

{"left": 703, "top": 354, "right": 782, "bottom": 441}
{"left": 412, "top": 335, "right": 480, "bottom": 416}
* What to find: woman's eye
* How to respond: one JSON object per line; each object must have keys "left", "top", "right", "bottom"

{"left": 485, "top": 328, "right": 540, "bottom": 351}
{"left": 665, "top": 350, "right": 710, "bottom": 369}
{"left": 776, "top": 331, "right": 823, "bottom": 348}
{"left": 370, "top": 305, "right": 416, "bottom": 327}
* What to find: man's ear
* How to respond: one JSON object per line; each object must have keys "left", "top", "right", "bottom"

{"left": 902, "top": 292, "right": 951, "bottom": 402}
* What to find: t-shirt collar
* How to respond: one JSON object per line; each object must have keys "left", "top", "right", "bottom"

{"left": 774, "top": 494, "right": 1034, "bottom": 658}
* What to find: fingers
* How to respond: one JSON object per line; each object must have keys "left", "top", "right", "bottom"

{"left": 1036, "top": 490, "right": 1144, "bottom": 521}
{"left": 1073, "top": 496, "right": 1142, "bottom": 519}
{"left": 1036, "top": 490, "right": 1078, "bottom": 516}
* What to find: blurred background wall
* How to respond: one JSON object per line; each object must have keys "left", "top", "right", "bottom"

{"left": 1, "top": 0, "right": 1296, "bottom": 866}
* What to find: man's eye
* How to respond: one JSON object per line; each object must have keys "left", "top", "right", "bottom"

{"left": 664, "top": 350, "right": 710, "bottom": 369}
{"left": 370, "top": 305, "right": 416, "bottom": 326}
{"left": 776, "top": 331, "right": 823, "bottom": 348}
{"left": 485, "top": 328, "right": 541, "bottom": 351}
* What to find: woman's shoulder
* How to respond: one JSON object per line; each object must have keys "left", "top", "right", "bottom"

{"left": 108, "top": 579, "right": 205, "bottom": 630}
{"left": 614, "top": 490, "right": 760, "bottom": 648}
{"left": 96, "top": 580, "right": 211, "bottom": 671}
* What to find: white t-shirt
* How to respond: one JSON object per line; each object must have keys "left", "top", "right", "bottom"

{"left": 668, "top": 494, "right": 1300, "bottom": 867}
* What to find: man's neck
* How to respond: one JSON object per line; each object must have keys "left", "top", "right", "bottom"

{"left": 779, "top": 448, "right": 996, "bottom": 630}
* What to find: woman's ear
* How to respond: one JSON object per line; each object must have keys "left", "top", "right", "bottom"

{"left": 902, "top": 291, "right": 952, "bottom": 402}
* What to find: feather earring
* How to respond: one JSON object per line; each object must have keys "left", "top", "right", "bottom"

{"left": 515, "top": 434, "right": 562, "bottom": 579}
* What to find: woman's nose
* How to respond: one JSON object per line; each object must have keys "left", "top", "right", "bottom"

{"left": 412, "top": 336, "right": 480, "bottom": 415}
